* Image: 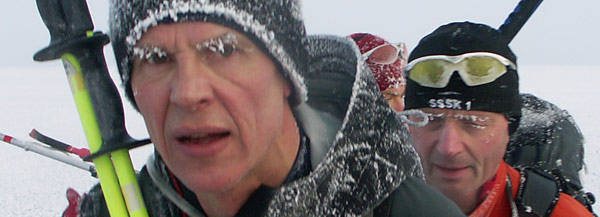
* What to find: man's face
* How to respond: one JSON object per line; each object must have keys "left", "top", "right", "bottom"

{"left": 131, "top": 22, "right": 293, "bottom": 193}
{"left": 409, "top": 108, "right": 509, "bottom": 200}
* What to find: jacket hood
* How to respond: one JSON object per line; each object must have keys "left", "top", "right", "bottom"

{"left": 267, "top": 35, "right": 423, "bottom": 216}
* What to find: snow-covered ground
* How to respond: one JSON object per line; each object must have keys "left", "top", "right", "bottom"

{"left": 0, "top": 65, "right": 598, "bottom": 216}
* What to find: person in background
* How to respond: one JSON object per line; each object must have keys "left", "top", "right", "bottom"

{"left": 61, "top": 188, "right": 82, "bottom": 217}
{"left": 349, "top": 33, "right": 408, "bottom": 112}
{"left": 74, "top": 0, "right": 466, "bottom": 216}
{"left": 404, "top": 21, "right": 594, "bottom": 217}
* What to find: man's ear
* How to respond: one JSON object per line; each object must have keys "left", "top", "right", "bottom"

{"left": 284, "top": 81, "right": 292, "bottom": 98}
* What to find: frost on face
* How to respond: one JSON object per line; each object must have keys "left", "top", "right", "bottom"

{"left": 196, "top": 32, "right": 239, "bottom": 55}
{"left": 133, "top": 46, "right": 168, "bottom": 63}
{"left": 409, "top": 112, "right": 492, "bottom": 130}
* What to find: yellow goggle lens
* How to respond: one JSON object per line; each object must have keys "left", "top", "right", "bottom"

{"left": 409, "top": 60, "right": 447, "bottom": 87}
{"left": 463, "top": 56, "right": 507, "bottom": 86}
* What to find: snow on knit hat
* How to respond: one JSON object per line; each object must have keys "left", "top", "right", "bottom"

{"left": 348, "top": 33, "right": 407, "bottom": 91}
{"left": 109, "top": 0, "right": 309, "bottom": 108}
{"left": 404, "top": 22, "right": 522, "bottom": 135}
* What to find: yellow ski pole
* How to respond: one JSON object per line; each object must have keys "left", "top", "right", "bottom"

{"left": 33, "top": 0, "right": 150, "bottom": 216}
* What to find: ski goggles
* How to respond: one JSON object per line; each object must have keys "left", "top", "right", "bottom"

{"left": 405, "top": 52, "right": 517, "bottom": 88}
{"left": 362, "top": 42, "right": 407, "bottom": 65}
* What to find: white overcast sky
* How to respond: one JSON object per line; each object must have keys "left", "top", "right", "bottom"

{"left": 1, "top": 0, "right": 599, "bottom": 68}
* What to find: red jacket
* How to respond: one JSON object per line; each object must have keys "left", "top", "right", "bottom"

{"left": 469, "top": 161, "right": 593, "bottom": 217}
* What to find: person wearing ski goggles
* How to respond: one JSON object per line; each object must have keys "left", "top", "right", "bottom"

{"left": 404, "top": 21, "right": 593, "bottom": 217}
{"left": 349, "top": 33, "right": 408, "bottom": 112}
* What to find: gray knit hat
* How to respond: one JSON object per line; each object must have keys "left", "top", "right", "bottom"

{"left": 109, "top": 0, "right": 309, "bottom": 108}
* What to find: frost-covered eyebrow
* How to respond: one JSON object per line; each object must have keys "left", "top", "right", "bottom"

{"left": 425, "top": 112, "right": 492, "bottom": 122}
{"left": 452, "top": 114, "right": 492, "bottom": 123}
{"left": 133, "top": 45, "right": 168, "bottom": 61}
{"left": 132, "top": 32, "right": 244, "bottom": 60}
{"left": 195, "top": 32, "right": 239, "bottom": 52}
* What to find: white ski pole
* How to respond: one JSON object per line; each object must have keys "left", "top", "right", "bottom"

{"left": 1, "top": 132, "right": 96, "bottom": 176}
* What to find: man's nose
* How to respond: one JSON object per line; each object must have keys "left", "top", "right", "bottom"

{"left": 436, "top": 119, "right": 465, "bottom": 157}
{"left": 169, "top": 54, "right": 215, "bottom": 111}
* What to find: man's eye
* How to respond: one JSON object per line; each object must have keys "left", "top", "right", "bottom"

{"left": 146, "top": 52, "right": 170, "bottom": 64}
{"left": 207, "top": 42, "right": 237, "bottom": 57}
{"left": 460, "top": 115, "right": 490, "bottom": 130}
{"left": 219, "top": 42, "right": 236, "bottom": 57}
{"left": 382, "top": 92, "right": 399, "bottom": 100}
{"left": 134, "top": 46, "right": 170, "bottom": 65}
{"left": 383, "top": 93, "right": 393, "bottom": 100}
{"left": 428, "top": 113, "right": 445, "bottom": 122}
{"left": 198, "top": 32, "right": 242, "bottom": 59}
{"left": 466, "top": 121, "right": 487, "bottom": 129}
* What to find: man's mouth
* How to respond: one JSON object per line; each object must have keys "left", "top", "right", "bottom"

{"left": 439, "top": 165, "right": 465, "bottom": 170}
{"left": 172, "top": 131, "right": 232, "bottom": 157}
{"left": 436, "top": 164, "right": 468, "bottom": 171}
{"left": 177, "top": 132, "right": 230, "bottom": 145}
{"left": 434, "top": 164, "right": 469, "bottom": 178}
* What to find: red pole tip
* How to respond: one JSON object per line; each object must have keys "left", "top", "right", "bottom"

{"left": 2, "top": 135, "right": 12, "bottom": 143}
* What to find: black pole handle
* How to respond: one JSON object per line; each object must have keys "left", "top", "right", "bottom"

{"left": 34, "top": 0, "right": 95, "bottom": 61}
{"left": 34, "top": 0, "right": 151, "bottom": 160}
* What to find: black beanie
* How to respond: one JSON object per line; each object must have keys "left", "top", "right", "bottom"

{"left": 109, "top": 0, "right": 309, "bottom": 109}
{"left": 405, "top": 22, "right": 522, "bottom": 135}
